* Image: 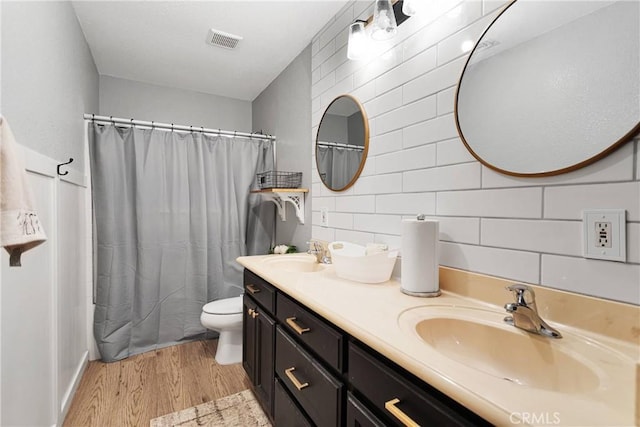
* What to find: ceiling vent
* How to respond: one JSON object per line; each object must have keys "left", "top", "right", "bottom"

{"left": 206, "top": 29, "right": 242, "bottom": 50}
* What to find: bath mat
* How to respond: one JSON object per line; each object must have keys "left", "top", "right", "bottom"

{"left": 150, "top": 389, "right": 272, "bottom": 427}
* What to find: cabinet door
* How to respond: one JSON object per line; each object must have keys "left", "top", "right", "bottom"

{"left": 274, "top": 378, "right": 313, "bottom": 427}
{"left": 242, "top": 295, "right": 257, "bottom": 383}
{"left": 254, "top": 306, "right": 276, "bottom": 417}
{"left": 346, "top": 393, "right": 385, "bottom": 427}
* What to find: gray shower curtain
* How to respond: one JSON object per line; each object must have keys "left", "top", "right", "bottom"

{"left": 317, "top": 145, "right": 363, "bottom": 189}
{"left": 89, "top": 123, "right": 274, "bottom": 362}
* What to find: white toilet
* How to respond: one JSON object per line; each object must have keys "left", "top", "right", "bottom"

{"left": 200, "top": 295, "right": 243, "bottom": 365}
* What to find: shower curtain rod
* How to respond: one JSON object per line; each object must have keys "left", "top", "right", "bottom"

{"left": 84, "top": 113, "right": 277, "bottom": 141}
{"left": 317, "top": 141, "right": 365, "bottom": 151}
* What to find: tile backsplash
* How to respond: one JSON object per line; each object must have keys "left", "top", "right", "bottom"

{"left": 310, "top": 0, "right": 639, "bottom": 304}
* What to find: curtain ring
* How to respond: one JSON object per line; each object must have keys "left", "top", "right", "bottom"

{"left": 92, "top": 113, "right": 95, "bottom": 121}
{"left": 151, "top": 121, "right": 155, "bottom": 128}
{"left": 130, "top": 118, "right": 134, "bottom": 128}
{"left": 190, "top": 125, "right": 193, "bottom": 132}
{"left": 171, "top": 123, "right": 174, "bottom": 131}
{"left": 234, "top": 130, "right": 237, "bottom": 137}
{"left": 201, "top": 126, "right": 204, "bottom": 133}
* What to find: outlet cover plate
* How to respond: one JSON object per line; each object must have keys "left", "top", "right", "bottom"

{"left": 320, "top": 207, "right": 329, "bottom": 227}
{"left": 582, "top": 209, "right": 626, "bottom": 262}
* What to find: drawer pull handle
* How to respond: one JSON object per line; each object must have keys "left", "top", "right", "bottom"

{"left": 286, "top": 317, "right": 310, "bottom": 335}
{"left": 385, "top": 398, "right": 420, "bottom": 427}
{"left": 284, "top": 367, "right": 309, "bottom": 390}
{"left": 246, "top": 284, "right": 261, "bottom": 294}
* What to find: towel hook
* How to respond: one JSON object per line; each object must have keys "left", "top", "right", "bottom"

{"left": 57, "top": 158, "right": 74, "bottom": 176}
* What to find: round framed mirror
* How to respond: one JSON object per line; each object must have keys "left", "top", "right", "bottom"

{"left": 316, "top": 94, "right": 369, "bottom": 191}
{"left": 455, "top": 0, "right": 640, "bottom": 177}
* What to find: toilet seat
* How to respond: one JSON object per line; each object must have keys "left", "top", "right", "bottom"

{"left": 202, "top": 296, "right": 242, "bottom": 315}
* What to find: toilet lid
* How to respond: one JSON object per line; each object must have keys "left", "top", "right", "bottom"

{"left": 203, "top": 296, "right": 243, "bottom": 314}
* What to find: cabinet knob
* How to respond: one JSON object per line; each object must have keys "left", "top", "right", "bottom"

{"left": 285, "top": 317, "right": 310, "bottom": 335}
{"left": 385, "top": 398, "right": 420, "bottom": 427}
{"left": 252, "top": 310, "right": 259, "bottom": 318}
{"left": 284, "top": 367, "right": 309, "bottom": 391}
{"left": 247, "top": 308, "right": 255, "bottom": 315}
{"left": 246, "top": 284, "right": 261, "bottom": 294}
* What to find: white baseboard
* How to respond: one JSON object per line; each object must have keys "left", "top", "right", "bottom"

{"left": 58, "top": 350, "right": 89, "bottom": 426}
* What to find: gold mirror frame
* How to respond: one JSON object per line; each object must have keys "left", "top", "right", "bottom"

{"left": 454, "top": 0, "right": 640, "bottom": 177}
{"left": 315, "top": 94, "right": 370, "bottom": 191}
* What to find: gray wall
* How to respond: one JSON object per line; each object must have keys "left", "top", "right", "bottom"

{"left": 1, "top": 1, "right": 99, "bottom": 171}
{"left": 318, "top": 114, "right": 348, "bottom": 143}
{"left": 253, "top": 46, "right": 312, "bottom": 251}
{"left": 100, "top": 75, "right": 252, "bottom": 132}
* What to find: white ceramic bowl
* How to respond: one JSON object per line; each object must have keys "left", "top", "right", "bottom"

{"left": 328, "top": 241, "right": 398, "bottom": 283}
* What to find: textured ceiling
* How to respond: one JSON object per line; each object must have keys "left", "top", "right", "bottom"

{"left": 72, "top": 1, "right": 350, "bottom": 101}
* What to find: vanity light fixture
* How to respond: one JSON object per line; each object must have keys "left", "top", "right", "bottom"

{"left": 347, "top": 0, "right": 413, "bottom": 60}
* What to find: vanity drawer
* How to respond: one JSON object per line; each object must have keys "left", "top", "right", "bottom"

{"left": 275, "top": 326, "right": 343, "bottom": 427}
{"left": 244, "top": 269, "right": 276, "bottom": 314}
{"left": 274, "top": 378, "right": 313, "bottom": 427}
{"left": 348, "top": 342, "right": 490, "bottom": 427}
{"left": 346, "top": 392, "right": 385, "bottom": 427}
{"left": 276, "top": 292, "right": 344, "bottom": 372}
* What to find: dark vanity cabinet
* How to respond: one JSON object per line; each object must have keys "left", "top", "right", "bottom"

{"left": 242, "top": 269, "right": 276, "bottom": 417}
{"left": 242, "top": 268, "right": 491, "bottom": 426}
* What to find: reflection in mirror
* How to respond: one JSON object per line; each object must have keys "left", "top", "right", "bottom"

{"left": 316, "top": 95, "right": 369, "bottom": 191}
{"left": 455, "top": 0, "right": 640, "bottom": 176}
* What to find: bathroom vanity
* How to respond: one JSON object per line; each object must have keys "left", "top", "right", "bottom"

{"left": 241, "top": 268, "right": 488, "bottom": 426}
{"left": 239, "top": 254, "right": 638, "bottom": 426}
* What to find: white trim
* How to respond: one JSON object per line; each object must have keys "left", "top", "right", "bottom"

{"left": 58, "top": 351, "right": 88, "bottom": 425}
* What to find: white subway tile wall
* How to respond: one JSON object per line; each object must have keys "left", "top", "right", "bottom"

{"left": 310, "top": 0, "right": 640, "bottom": 304}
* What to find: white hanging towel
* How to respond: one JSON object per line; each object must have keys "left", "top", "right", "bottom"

{"left": 0, "top": 116, "right": 47, "bottom": 266}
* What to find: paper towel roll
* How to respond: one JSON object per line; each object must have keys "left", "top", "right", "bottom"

{"left": 401, "top": 218, "right": 440, "bottom": 297}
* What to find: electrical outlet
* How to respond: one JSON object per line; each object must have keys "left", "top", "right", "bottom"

{"left": 595, "top": 221, "right": 612, "bottom": 248}
{"left": 320, "top": 207, "right": 329, "bottom": 227}
{"left": 583, "top": 209, "right": 626, "bottom": 262}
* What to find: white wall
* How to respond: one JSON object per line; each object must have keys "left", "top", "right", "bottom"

{"left": 253, "top": 46, "right": 313, "bottom": 250}
{"left": 310, "top": 0, "right": 640, "bottom": 305}
{"left": 100, "top": 75, "right": 252, "bottom": 132}
{"left": 1, "top": 2, "right": 95, "bottom": 424}
{"left": 1, "top": 1, "right": 99, "bottom": 172}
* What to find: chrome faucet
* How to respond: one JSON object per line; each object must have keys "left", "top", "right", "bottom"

{"left": 307, "top": 240, "right": 331, "bottom": 264}
{"left": 503, "top": 284, "right": 562, "bottom": 338}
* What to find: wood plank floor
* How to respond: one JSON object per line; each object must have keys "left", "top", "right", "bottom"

{"left": 63, "top": 339, "right": 251, "bottom": 427}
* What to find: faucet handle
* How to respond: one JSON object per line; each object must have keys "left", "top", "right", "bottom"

{"left": 505, "top": 283, "right": 536, "bottom": 306}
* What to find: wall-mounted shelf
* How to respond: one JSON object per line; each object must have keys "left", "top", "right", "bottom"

{"left": 251, "top": 188, "right": 308, "bottom": 224}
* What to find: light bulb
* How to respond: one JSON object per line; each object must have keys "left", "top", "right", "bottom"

{"left": 402, "top": 0, "right": 428, "bottom": 16}
{"left": 371, "top": 0, "right": 397, "bottom": 41}
{"left": 347, "top": 21, "right": 369, "bottom": 60}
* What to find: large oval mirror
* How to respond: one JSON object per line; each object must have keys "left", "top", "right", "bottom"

{"left": 455, "top": 0, "right": 640, "bottom": 176}
{"left": 316, "top": 95, "right": 369, "bottom": 191}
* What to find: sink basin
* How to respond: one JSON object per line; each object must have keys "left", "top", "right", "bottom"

{"left": 262, "top": 254, "right": 329, "bottom": 273}
{"left": 400, "top": 306, "right": 602, "bottom": 393}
